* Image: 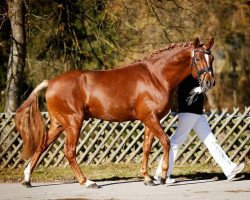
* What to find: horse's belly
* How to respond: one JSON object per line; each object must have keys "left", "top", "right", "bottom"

{"left": 86, "top": 99, "right": 136, "bottom": 122}
{"left": 87, "top": 107, "right": 135, "bottom": 122}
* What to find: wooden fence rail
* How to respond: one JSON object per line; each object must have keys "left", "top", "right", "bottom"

{"left": 0, "top": 107, "right": 249, "bottom": 168}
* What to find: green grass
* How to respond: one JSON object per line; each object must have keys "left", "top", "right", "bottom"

{"left": 0, "top": 163, "right": 249, "bottom": 183}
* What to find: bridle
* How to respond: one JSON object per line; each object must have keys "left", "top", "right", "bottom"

{"left": 186, "top": 48, "right": 214, "bottom": 105}
{"left": 191, "top": 49, "right": 214, "bottom": 87}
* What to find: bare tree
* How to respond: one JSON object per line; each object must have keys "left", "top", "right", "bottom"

{"left": 5, "top": 0, "right": 26, "bottom": 113}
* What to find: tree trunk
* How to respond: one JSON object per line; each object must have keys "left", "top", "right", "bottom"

{"left": 5, "top": 0, "right": 26, "bottom": 113}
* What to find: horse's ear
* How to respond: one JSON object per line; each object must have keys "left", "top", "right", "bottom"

{"left": 204, "top": 38, "right": 214, "bottom": 50}
{"left": 193, "top": 38, "right": 200, "bottom": 48}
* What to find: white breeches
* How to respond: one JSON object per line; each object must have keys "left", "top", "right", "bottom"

{"left": 156, "top": 113, "right": 236, "bottom": 177}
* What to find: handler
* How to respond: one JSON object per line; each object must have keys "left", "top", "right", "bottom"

{"left": 155, "top": 75, "right": 245, "bottom": 183}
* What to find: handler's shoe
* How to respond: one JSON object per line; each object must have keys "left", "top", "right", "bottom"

{"left": 227, "top": 163, "right": 245, "bottom": 181}
{"left": 166, "top": 177, "right": 176, "bottom": 184}
{"left": 154, "top": 174, "right": 176, "bottom": 184}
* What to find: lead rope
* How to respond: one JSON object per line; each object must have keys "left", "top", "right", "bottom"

{"left": 186, "top": 86, "right": 207, "bottom": 105}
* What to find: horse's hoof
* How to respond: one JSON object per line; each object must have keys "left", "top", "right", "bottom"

{"left": 144, "top": 179, "right": 156, "bottom": 186}
{"left": 160, "top": 177, "right": 166, "bottom": 185}
{"left": 85, "top": 180, "right": 99, "bottom": 189}
{"left": 86, "top": 183, "right": 99, "bottom": 189}
{"left": 21, "top": 181, "right": 32, "bottom": 188}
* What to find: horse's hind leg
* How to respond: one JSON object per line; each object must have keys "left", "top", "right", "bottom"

{"left": 141, "top": 127, "right": 155, "bottom": 186}
{"left": 63, "top": 116, "right": 98, "bottom": 189}
{"left": 22, "top": 119, "right": 64, "bottom": 187}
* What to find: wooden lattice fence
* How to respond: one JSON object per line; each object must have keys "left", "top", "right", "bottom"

{"left": 0, "top": 107, "right": 249, "bottom": 168}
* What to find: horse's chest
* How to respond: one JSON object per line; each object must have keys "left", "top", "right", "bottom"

{"left": 156, "top": 98, "right": 170, "bottom": 112}
{"left": 153, "top": 91, "right": 172, "bottom": 114}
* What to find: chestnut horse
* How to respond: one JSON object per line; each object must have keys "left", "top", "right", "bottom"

{"left": 15, "top": 38, "right": 215, "bottom": 188}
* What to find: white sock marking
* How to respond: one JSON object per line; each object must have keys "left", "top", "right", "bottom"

{"left": 24, "top": 163, "right": 31, "bottom": 182}
{"left": 85, "top": 179, "right": 96, "bottom": 187}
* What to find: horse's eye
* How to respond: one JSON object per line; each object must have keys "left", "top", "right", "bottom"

{"left": 195, "top": 57, "right": 200, "bottom": 62}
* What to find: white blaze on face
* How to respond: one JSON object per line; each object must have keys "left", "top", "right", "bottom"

{"left": 191, "top": 50, "right": 195, "bottom": 57}
{"left": 205, "top": 54, "right": 210, "bottom": 66}
{"left": 204, "top": 53, "right": 212, "bottom": 75}
{"left": 24, "top": 163, "right": 31, "bottom": 182}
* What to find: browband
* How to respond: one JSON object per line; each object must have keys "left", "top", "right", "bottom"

{"left": 191, "top": 49, "right": 211, "bottom": 57}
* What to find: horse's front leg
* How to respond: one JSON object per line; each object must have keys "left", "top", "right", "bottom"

{"left": 143, "top": 113, "right": 170, "bottom": 185}
{"left": 141, "top": 127, "right": 155, "bottom": 186}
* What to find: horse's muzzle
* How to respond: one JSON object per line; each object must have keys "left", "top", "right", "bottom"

{"left": 203, "top": 78, "right": 215, "bottom": 89}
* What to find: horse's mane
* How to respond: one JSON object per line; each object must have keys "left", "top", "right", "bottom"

{"left": 144, "top": 41, "right": 194, "bottom": 60}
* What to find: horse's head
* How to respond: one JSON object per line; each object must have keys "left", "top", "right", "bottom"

{"left": 191, "top": 38, "right": 215, "bottom": 90}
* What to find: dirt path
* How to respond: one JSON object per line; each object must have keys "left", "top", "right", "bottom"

{"left": 0, "top": 178, "right": 249, "bottom": 200}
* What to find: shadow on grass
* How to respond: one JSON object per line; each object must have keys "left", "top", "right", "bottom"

{"left": 98, "top": 179, "right": 142, "bottom": 187}
{"left": 93, "top": 176, "right": 142, "bottom": 182}
{"left": 28, "top": 172, "right": 250, "bottom": 188}
{"left": 97, "top": 172, "right": 249, "bottom": 188}
{"left": 100, "top": 172, "right": 250, "bottom": 186}
{"left": 172, "top": 172, "right": 250, "bottom": 181}
{"left": 29, "top": 180, "right": 78, "bottom": 188}
{"left": 29, "top": 176, "right": 142, "bottom": 188}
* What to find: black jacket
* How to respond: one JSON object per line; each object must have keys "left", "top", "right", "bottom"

{"left": 178, "top": 75, "right": 204, "bottom": 114}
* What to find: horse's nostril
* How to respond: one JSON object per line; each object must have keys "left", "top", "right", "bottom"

{"left": 210, "top": 79, "right": 215, "bottom": 87}
{"left": 204, "top": 80, "right": 208, "bottom": 85}
{"left": 204, "top": 80, "right": 213, "bottom": 89}
{"left": 207, "top": 81, "right": 211, "bottom": 88}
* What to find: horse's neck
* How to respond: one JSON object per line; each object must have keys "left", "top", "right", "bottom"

{"left": 159, "top": 46, "right": 193, "bottom": 91}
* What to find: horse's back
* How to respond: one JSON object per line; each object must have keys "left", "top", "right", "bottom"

{"left": 83, "top": 64, "right": 151, "bottom": 121}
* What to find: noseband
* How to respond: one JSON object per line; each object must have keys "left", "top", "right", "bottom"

{"left": 191, "top": 49, "right": 213, "bottom": 84}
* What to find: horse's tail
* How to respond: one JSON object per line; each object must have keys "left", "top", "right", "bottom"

{"left": 14, "top": 80, "right": 49, "bottom": 159}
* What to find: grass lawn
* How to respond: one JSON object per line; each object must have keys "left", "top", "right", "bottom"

{"left": 0, "top": 163, "right": 249, "bottom": 183}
